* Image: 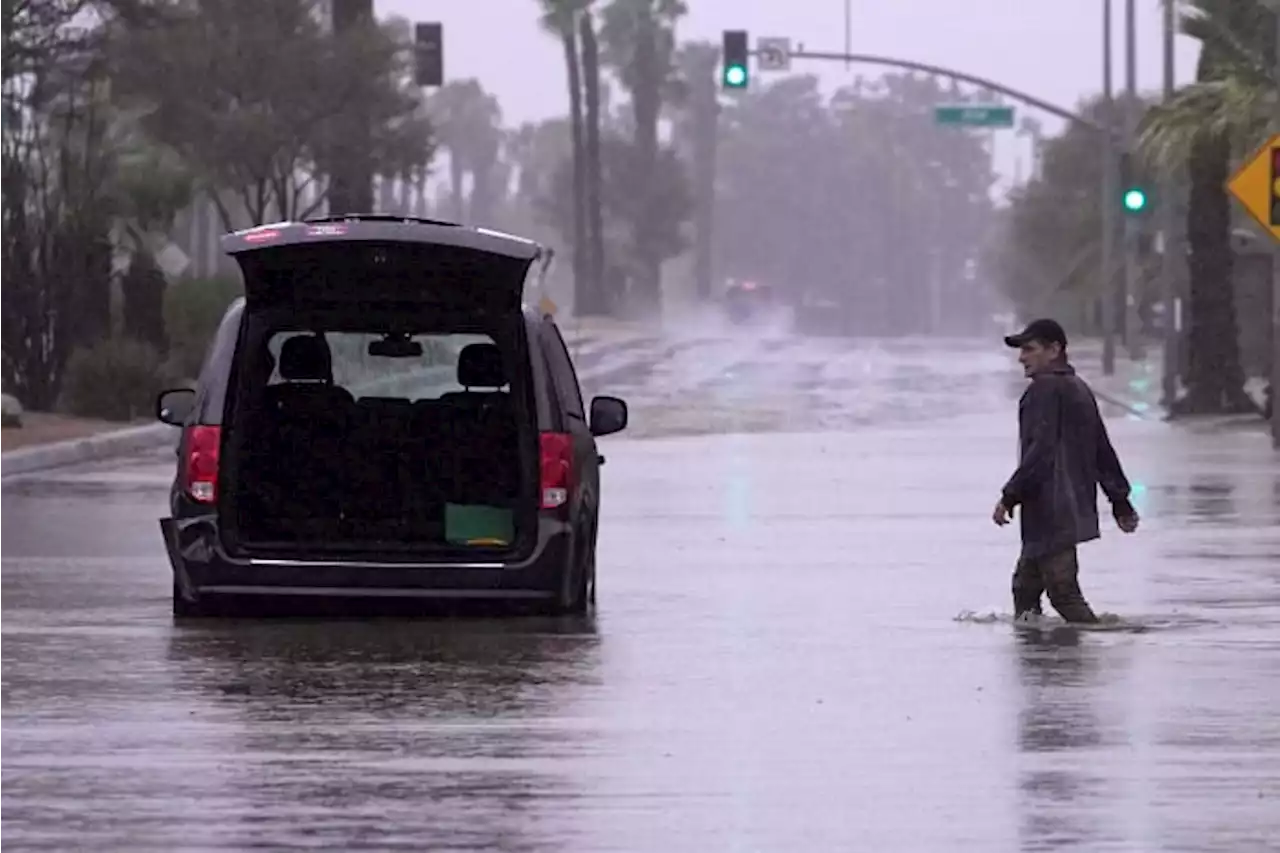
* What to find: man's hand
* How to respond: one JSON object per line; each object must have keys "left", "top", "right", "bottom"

{"left": 992, "top": 500, "right": 1013, "bottom": 526}
{"left": 1115, "top": 510, "right": 1140, "bottom": 533}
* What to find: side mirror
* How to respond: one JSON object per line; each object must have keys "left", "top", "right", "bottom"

{"left": 589, "top": 395, "right": 628, "bottom": 437}
{"left": 156, "top": 388, "right": 196, "bottom": 427}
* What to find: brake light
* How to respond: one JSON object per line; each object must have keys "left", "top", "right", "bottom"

{"left": 184, "top": 425, "right": 221, "bottom": 503}
{"left": 539, "top": 432, "right": 573, "bottom": 510}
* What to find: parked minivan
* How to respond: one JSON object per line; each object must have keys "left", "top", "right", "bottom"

{"left": 156, "top": 216, "right": 628, "bottom": 617}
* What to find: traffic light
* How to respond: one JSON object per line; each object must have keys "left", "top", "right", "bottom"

{"left": 722, "top": 30, "right": 748, "bottom": 89}
{"left": 1119, "top": 151, "right": 1148, "bottom": 215}
{"left": 1123, "top": 187, "right": 1148, "bottom": 214}
{"left": 414, "top": 22, "right": 443, "bottom": 87}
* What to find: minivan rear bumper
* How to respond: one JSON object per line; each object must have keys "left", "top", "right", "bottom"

{"left": 161, "top": 515, "right": 571, "bottom": 603}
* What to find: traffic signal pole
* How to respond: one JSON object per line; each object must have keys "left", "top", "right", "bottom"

{"left": 1101, "top": 0, "right": 1117, "bottom": 375}
{"left": 1272, "top": 7, "right": 1280, "bottom": 449}
{"left": 746, "top": 48, "right": 1112, "bottom": 131}
{"left": 1121, "top": 0, "right": 1142, "bottom": 359}
{"left": 1159, "top": 0, "right": 1180, "bottom": 409}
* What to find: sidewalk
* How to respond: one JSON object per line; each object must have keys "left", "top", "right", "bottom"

{"left": 1, "top": 413, "right": 148, "bottom": 453}
{"left": 560, "top": 315, "right": 657, "bottom": 353}
{"left": 1069, "top": 339, "right": 1166, "bottom": 419}
{"left": 1070, "top": 339, "right": 1270, "bottom": 434}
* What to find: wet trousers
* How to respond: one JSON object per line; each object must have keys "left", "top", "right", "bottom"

{"left": 1011, "top": 546, "right": 1099, "bottom": 624}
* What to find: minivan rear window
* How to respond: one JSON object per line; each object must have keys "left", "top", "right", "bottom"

{"left": 223, "top": 312, "right": 537, "bottom": 555}
{"left": 260, "top": 330, "right": 502, "bottom": 402}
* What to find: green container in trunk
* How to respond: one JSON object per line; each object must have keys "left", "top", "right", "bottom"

{"left": 444, "top": 503, "right": 515, "bottom": 546}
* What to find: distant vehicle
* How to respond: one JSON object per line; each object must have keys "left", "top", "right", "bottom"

{"left": 155, "top": 215, "right": 629, "bottom": 618}
{"left": 722, "top": 279, "right": 778, "bottom": 325}
{"left": 792, "top": 291, "right": 849, "bottom": 336}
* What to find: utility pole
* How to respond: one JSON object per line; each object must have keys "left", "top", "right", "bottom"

{"left": 1101, "top": 0, "right": 1118, "bottom": 375}
{"left": 1160, "top": 0, "right": 1180, "bottom": 409}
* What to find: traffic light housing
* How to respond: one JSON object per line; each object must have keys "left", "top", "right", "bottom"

{"left": 1119, "top": 151, "right": 1148, "bottom": 215}
{"left": 722, "top": 30, "right": 748, "bottom": 89}
{"left": 414, "top": 22, "right": 443, "bottom": 87}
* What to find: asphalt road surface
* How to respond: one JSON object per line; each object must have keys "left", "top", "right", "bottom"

{"left": 4, "top": 330, "right": 1279, "bottom": 852}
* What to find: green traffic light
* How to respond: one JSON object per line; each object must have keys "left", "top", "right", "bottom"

{"left": 723, "top": 64, "right": 747, "bottom": 88}
{"left": 1122, "top": 188, "right": 1147, "bottom": 212}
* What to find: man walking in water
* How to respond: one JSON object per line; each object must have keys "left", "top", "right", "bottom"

{"left": 993, "top": 319, "right": 1140, "bottom": 624}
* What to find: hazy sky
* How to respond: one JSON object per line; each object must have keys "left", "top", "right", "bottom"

{"left": 377, "top": 0, "right": 1202, "bottom": 196}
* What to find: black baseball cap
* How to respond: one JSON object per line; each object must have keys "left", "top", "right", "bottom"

{"left": 1004, "top": 318, "right": 1068, "bottom": 349}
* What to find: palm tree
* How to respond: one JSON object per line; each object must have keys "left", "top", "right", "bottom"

{"left": 598, "top": 0, "right": 688, "bottom": 318}
{"left": 674, "top": 41, "right": 719, "bottom": 303}
{"left": 429, "top": 79, "right": 503, "bottom": 224}
{"left": 539, "top": 0, "right": 590, "bottom": 313}
{"left": 1139, "top": 0, "right": 1278, "bottom": 415}
{"left": 578, "top": 5, "right": 608, "bottom": 314}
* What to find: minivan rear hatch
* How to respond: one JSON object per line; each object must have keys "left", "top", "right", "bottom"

{"left": 219, "top": 217, "right": 547, "bottom": 562}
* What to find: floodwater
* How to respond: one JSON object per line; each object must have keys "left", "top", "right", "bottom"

{"left": 4, "top": 332, "right": 1279, "bottom": 851}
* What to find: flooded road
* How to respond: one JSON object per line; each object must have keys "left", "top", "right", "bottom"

{"left": 4, "top": 332, "right": 1280, "bottom": 851}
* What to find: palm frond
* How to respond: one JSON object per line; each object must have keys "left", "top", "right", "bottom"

{"left": 1138, "top": 76, "right": 1278, "bottom": 176}
{"left": 1179, "top": 0, "right": 1278, "bottom": 86}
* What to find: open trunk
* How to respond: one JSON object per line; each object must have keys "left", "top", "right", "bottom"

{"left": 218, "top": 224, "right": 543, "bottom": 560}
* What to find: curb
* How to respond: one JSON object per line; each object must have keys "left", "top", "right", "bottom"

{"left": 1, "top": 332, "right": 659, "bottom": 479}
{"left": 2, "top": 423, "right": 181, "bottom": 478}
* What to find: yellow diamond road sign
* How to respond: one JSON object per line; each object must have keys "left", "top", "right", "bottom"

{"left": 1225, "top": 133, "right": 1280, "bottom": 243}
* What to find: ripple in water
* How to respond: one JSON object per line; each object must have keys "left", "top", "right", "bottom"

{"left": 952, "top": 609, "right": 1220, "bottom": 633}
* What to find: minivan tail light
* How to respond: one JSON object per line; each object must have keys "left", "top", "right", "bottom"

{"left": 184, "top": 425, "right": 221, "bottom": 503}
{"left": 539, "top": 432, "right": 573, "bottom": 510}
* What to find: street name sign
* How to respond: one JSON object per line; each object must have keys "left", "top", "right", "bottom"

{"left": 756, "top": 37, "right": 791, "bottom": 72}
{"left": 934, "top": 104, "right": 1015, "bottom": 129}
{"left": 1225, "top": 133, "right": 1280, "bottom": 243}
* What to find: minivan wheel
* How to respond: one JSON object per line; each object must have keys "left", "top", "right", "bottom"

{"left": 550, "top": 546, "right": 593, "bottom": 616}
{"left": 587, "top": 552, "right": 597, "bottom": 605}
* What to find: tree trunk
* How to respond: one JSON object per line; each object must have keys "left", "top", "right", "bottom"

{"left": 377, "top": 173, "right": 396, "bottom": 214}
{"left": 75, "top": 223, "right": 113, "bottom": 348}
{"left": 579, "top": 11, "right": 608, "bottom": 316}
{"left": 690, "top": 58, "right": 718, "bottom": 303}
{"left": 449, "top": 152, "right": 466, "bottom": 222}
{"left": 120, "top": 251, "right": 168, "bottom": 352}
{"left": 562, "top": 24, "right": 589, "bottom": 317}
{"left": 326, "top": 0, "right": 374, "bottom": 215}
{"left": 629, "top": 9, "right": 662, "bottom": 319}
{"left": 470, "top": 160, "right": 497, "bottom": 226}
{"left": 1171, "top": 129, "right": 1257, "bottom": 416}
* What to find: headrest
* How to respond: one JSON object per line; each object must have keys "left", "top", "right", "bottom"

{"left": 278, "top": 334, "right": 333, "bottom": 382}
{"left": 457, "top": 343, "right": 506, "bottom": 388}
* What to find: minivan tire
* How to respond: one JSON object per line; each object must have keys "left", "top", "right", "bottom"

{"left": 550, "top": 543, "right": 594, "bottom": 616}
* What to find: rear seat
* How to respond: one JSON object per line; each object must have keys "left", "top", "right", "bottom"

{"left": 437, "top": 343, "right": 521, "bottom": 506}
{"left": 252, "top": 335, "right": 352, "bottom": 528}
{"left": 341, "top": 397, "right": 423, "bottom": 531}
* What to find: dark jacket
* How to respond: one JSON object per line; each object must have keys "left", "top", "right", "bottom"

{"left": 1002, "top": 361, "right": 1134, "bottom": 559}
